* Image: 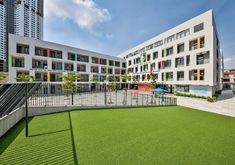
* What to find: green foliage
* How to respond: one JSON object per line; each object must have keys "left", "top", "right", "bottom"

{"left": 59, "top": 73, "right": 80, "bottom": 93}
{"left": 150, "top": 74, "right": 157, "bottom": 87}
{"left": 15, "top": 74, "right": 34, "bottom": 82}
{"left": 121, "top": 74, "right": 131, "bottom": 82}
{"left": 107, "top": 82, "right": 116, "bottom": 91}
{"left": 175, "top": 92, "right": 208, "bottom": 99}
{"left": 0, "top": 72, "right": 7, "bottom": 80}
{"left": 176, "top": 92, "right": 217, "bottom": 102}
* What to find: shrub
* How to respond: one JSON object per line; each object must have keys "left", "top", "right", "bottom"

{"left": 207, "top": 96, "right": 217, "bottom": 102}
{"left": 175, "top": 92, "right": 208, "bottom": 100}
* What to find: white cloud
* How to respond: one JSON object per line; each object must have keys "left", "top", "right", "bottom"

{"left": 44, "top": 0, "right": 111, "bottom": 29}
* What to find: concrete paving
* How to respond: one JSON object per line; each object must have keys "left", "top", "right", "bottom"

{"left": 173, "top": 90, "right": 235, "bottom": 117}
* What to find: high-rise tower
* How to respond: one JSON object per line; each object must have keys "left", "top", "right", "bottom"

{"left": 0, "top": 0, "right": 43, "bottom": 71}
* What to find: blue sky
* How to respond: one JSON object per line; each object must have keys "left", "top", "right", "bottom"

{"left": 44, "top": 0, "right": 235, "bottom": 69}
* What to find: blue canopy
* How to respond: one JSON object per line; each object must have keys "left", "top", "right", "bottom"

{"left": 152, "top": 88, "right": 168, "bottom": 93}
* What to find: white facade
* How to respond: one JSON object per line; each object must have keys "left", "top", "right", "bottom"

{"left": 15, "top": 0, "right": 43, "bottom": 40}
{"left": 0, "top": 0, "right": 6, "bottom": 63}
{"left": 118, "top": 10, "right": 223, "bottom": 96}
{"left": 8, "top": 34, "right": 126, "bottom": 91}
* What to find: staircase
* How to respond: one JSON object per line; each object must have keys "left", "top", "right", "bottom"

{"left": 0, "top": 83, "right": 40, "bottom": 117}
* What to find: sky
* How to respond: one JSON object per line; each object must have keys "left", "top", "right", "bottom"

{"left": 44, "top": 0, "right": 235, "bottom": 69}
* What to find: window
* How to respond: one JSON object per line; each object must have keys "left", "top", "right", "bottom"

{"left": 186, "top": 55, "right": 190, "bottom": 66}
{"left": 77, "top": 64, "right": 86, "bottom": 72}
{"left": 135, "top": 57, "right": 141, "bottom": 64}
{"left": 80, "top": 74, "right": 89, "bottom": 82}
{"left": 153, "top": 51, "right": 158, "bottom": 60}
{"left": 164, "top": 60, "right": 171, "bottom": 68}
{"left": 32, "top": 59, "right": 47, "bottom": 69}
{"left": 128, "top": 60, "right": 132, "bottom": 66}
{"left": 122, "top": 62, "right": 126, "bottom": 68}
{"left": 194, "top": 23, "right": 204, "bottom": 33}
{"left": 68, "top": 53, "right": 76, "bottom": 61}
{"left": 92, "top": 57, "right": 99, "bottom": 64}
{"left": 12, "top": 57, "right": 24, "bottom": 67}
{"left": 196, "top": 51, "right": 210, "bottom": 65}
{"left": 166, "top": 72, "right": 173, "bottom": 81}
{"left": 91, "top": 66, "right": 99, "bottom": 73}
{"left": 176, "top": 85, "right": 189, "bottom": 92}
{"left": 52, "top": 61, "right": 62, "bottom": 70}
{"left": 77, "top": 54, "right": 89, "bottom": 62}
{"left": 154, "top": 40, "right": 163, "bottom": 47}
{"left": 164, "top": 35, "right": 175, "bottom": 44}
{"left": 166, "top": 47, "right": 173, "bottom": 56}
{"left": 146, "top": 44, "right": 153, "bottom": 51}
{"left": 175, "top": 57, "right": 184, "bottom": 67}
{"left": 100, "top": 58, "right": 107, "bottom": 65}
{"left": 50, "top": 50, "right": 62, "bottom": 59}
{"left": 115, "top": 69, "right": 120, "bottom": 74}
{"left": 109, "top": 60, "right": 114, "bottom": 66}
{"left": 143, "top": 64, "right": 148, "bottom": 71}
{"left": 176, "top": 29, "right": 190, "bottom": 39}
{"left": 177, "top": 71, "right": 184, "bottom": 81}
{"left": 177, "top": 43, "right": 184, "bottom": 53}
{"left": 115, "top": 61, "right": 120, "bottom": 67}
{"left": 189, "top": 37, "right": 205, "bottom": 50}
{"left": 35, "top": 47, "right": 47, "bottom": 57}
{"left": 108, "top": 68, "right": 113, "bottom": 74}
{"left": 189, "top": 69, "right": 204, "bottom": 80}
{"left": 17, "top": 44, "right": 29, "bottom": 54}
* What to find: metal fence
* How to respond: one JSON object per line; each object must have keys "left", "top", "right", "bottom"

{"left": 28, "top": 84, "right": 177, "bottom": 107}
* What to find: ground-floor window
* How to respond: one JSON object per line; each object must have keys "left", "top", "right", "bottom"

{"left": 176, "top": 85, "right": 189, "bottom": 92}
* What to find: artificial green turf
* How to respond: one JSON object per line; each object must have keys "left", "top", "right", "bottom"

{"left": 0, "top": 106, "right": 235, "bottom": 165}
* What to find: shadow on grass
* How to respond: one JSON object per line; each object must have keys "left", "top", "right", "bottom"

{"left": 28, "top": 128, "right": 70, "bottom": 138}
{"left": 0, "top": 118, "right": 33, "bottom": 155}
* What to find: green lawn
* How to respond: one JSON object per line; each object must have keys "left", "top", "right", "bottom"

{"left": 0, "top": 106, "right": 235, "bottom": 165}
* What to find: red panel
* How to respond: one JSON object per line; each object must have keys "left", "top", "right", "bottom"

{"left": 47, "top": 48, "right": 50, "bottom": 57}
{"left": 138, "top": 84, "right": 154, "bottom": 91}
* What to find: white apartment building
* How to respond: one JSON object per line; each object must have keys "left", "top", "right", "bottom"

{"left": 118, "top": 10, "right": 223, "bottom": 97}
{"left": 8, "top": 34, "right": 126, "bottom": 92}
{"left": 15, "top": 0, "right": 43, "bottom": 40}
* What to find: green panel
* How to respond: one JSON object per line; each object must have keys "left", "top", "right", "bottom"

{"left": 8, "top": 54, "right": 12, "bottom": 67}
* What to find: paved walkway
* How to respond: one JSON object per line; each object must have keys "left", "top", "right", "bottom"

{"left": 172, "top": 90, "right": 235, "bottom": 117}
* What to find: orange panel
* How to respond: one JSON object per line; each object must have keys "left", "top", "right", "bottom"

{"left": 197, "top": 37, "right": 200, "bottom": 49}
{"left": 197, "top": 69, "right": 200, "bottom": 80}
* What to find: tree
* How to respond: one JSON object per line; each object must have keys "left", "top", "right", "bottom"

{"left": 150, "top": 74, "right": 158, "bottom": 104}
{"left": 0, "top": 72, "right": 7, "bottom": 83}
{"left": 15, "top": 74, "right": 34, "bottom": 82}
{"left": 121, "top": 73, "right": 131, "bottom": 89}
{"left": 59, "top": 73, "right": 80, "bottom": 93}
{"left": 90, "top": 76, "right": 99, "bottom": 91}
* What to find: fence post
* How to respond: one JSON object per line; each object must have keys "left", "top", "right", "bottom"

{"left": 72, "top": 92, "right": 74, "bottom": 105}
{"left": 25, "top": 83, "right": 28, "bottom": 137}
{"left": 104, "top": 84, "right": 107, "bottom": 105}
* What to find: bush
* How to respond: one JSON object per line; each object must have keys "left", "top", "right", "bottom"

{"left": 207, "top": 96, "right": 217, "bottom": 102}
{"left": 175, "top": 92, "right": 208, "bottom": 99}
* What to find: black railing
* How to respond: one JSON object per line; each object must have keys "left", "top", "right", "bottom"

{"left": 28, "top": 83, "right": 177, "bottom": 107}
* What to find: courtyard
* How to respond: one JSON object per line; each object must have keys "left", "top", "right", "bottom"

{"left": 1, "top": 106, "right": 235, "bottom": 165}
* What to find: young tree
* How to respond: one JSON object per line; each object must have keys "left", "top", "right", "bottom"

{"left": 90, "top": 76, "right": 99, "bottom": 91}
{"left": 121, "top": 74, "right": 131, "bottom": 89}
{"left": 107, "top": 81, "right": 116, "bottom": 104}
{"left": 15, "top": 74, "right": 34, "bottom": 82}
{"left": 59, "top": 73, "right": 80, "bottom": 94}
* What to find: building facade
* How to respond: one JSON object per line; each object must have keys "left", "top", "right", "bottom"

{"left": 0, "top": 0, "right": 6, "bottom": 71}
{"left": 118, "top": 10, "right": 223, "bottom": 97}
{"left": 223, "top": 69, "right": 235, "bottom": 89}
{"left": 8, "top": 34, "right": 126, "bottom": 92}
{"left": 0, "top": 0, "right": 43, "bottom": 71}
